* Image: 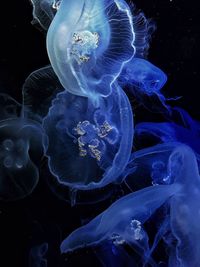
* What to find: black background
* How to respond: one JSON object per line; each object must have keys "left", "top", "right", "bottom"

{"left": 0, "top": 0, "right": 199, "bottom": 266}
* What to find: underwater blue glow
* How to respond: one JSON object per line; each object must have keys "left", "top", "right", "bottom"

{"left": 43, "top": 83, "right": 133, "bottom": 190}
{"left": 61, "top": 144, "right": 200, "bottom": 266}
{"left": 119, "top": 58, "right": 167, "bottom": 95}
{"left": 0, "top": 0, "right": 197, "bottom": 266}
{"left": 37, "top": 0, "right": 168, "bottom": 197}
{"left": 118, "top": 58, "right": 169, "bottom": 112}
{"left": 46, "top": 0, "right": 135, "bottom": 99}
{"left": 61, "top": 182, "right": 180, "bottom": 253}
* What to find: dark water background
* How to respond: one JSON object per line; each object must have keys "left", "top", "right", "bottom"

{"left": 0, "top": 0, "right": 199, "bottom": 266}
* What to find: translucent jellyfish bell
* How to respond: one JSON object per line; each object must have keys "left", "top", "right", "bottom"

{"left": 118, "top": 58, "right": 169, "bottom": 112}
{"left": 129, "top": 145, "right": 200, "bottom": 266}
{"left": 60, "top": 183, "right": 180, "bottom": 254}
{"left": 60, "top": 143, "right": 200, "bottom": 266}
{"left": 43, "top": 83, "right": 133, "bottom": 194}
{"left": 119, "top": 58, "right": 167, "bottom": 95}
{"left": 46, "top": 0, "right": 135, "bottom": 98}
{"left": 0, "top": 118, "right": 44, "bottom": 201}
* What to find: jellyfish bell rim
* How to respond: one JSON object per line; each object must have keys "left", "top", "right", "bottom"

{"left": 44, "top": 117, "right": 134, "bottom": 191}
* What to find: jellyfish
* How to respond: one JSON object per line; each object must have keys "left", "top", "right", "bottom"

{"left": 117, "top": 57, "right": 170, "bottom": 113}
{"left": 59, "top": 143, "right": 180, "bottom": 254}
{"left": 0, "top": 116, "right": 45, "bottom": 201}
{"left": 118, "top": 58, "right": 167, "bottom": 95}
{"left": 60, "top": 143, "right": 200, "bottom": 266}
{"left": 24, "top": 0, "right": 170, "bottom": 206}
{"left": 43, "top": 82, "right": 134, "bottom": 196}
{"left": 31, "top": 0, "right": 155, "bottom": 98}
{"left": 165, "top": 145, "right": 200, "bottom": 266}
{"left": 4, "top": 0, "right": 198, "bottom": 265}
{"left": 60, "top": 182, "right": 180, "bottom": 254}
{"left": 46, "top": 0, "right": 135, "bottom": 99}
{"left": 45, "top": 0, "right": 157, "bottom": 100}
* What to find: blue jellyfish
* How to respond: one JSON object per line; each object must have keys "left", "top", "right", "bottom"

{"left": 25, "top": 0, "right": 168, "bottom": 206}
{"left": 117, "top": 58, "right": 170, "bottom": 113}
{"left": 43, "top": 83, "right": 134, "bottom": 194}
{"left": 27, "top": 0, "right": 173, "bottom": 208}
{"left": 165, "top": 145, "right": 200, "bottom": 266}
{"left": 60, "top": 143, "right": 200, "bottom": 266}
{"left": 60, "top": 182, "right": 180, "bottom": 254}
{"left": 46, "top": 0, "right": 135, "bottom": 99}
{"left": 118, "top": 58, "right": 167, "bottom": 95}
{"left": 31, "top": 0, "right": 156, "bottom": 99}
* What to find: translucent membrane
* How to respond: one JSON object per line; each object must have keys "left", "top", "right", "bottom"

{"left": 61, "top": 144, "right": 200, "bottom": 266}
{"left": 43, "top": 83, "right": 133, "bottom": 191}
